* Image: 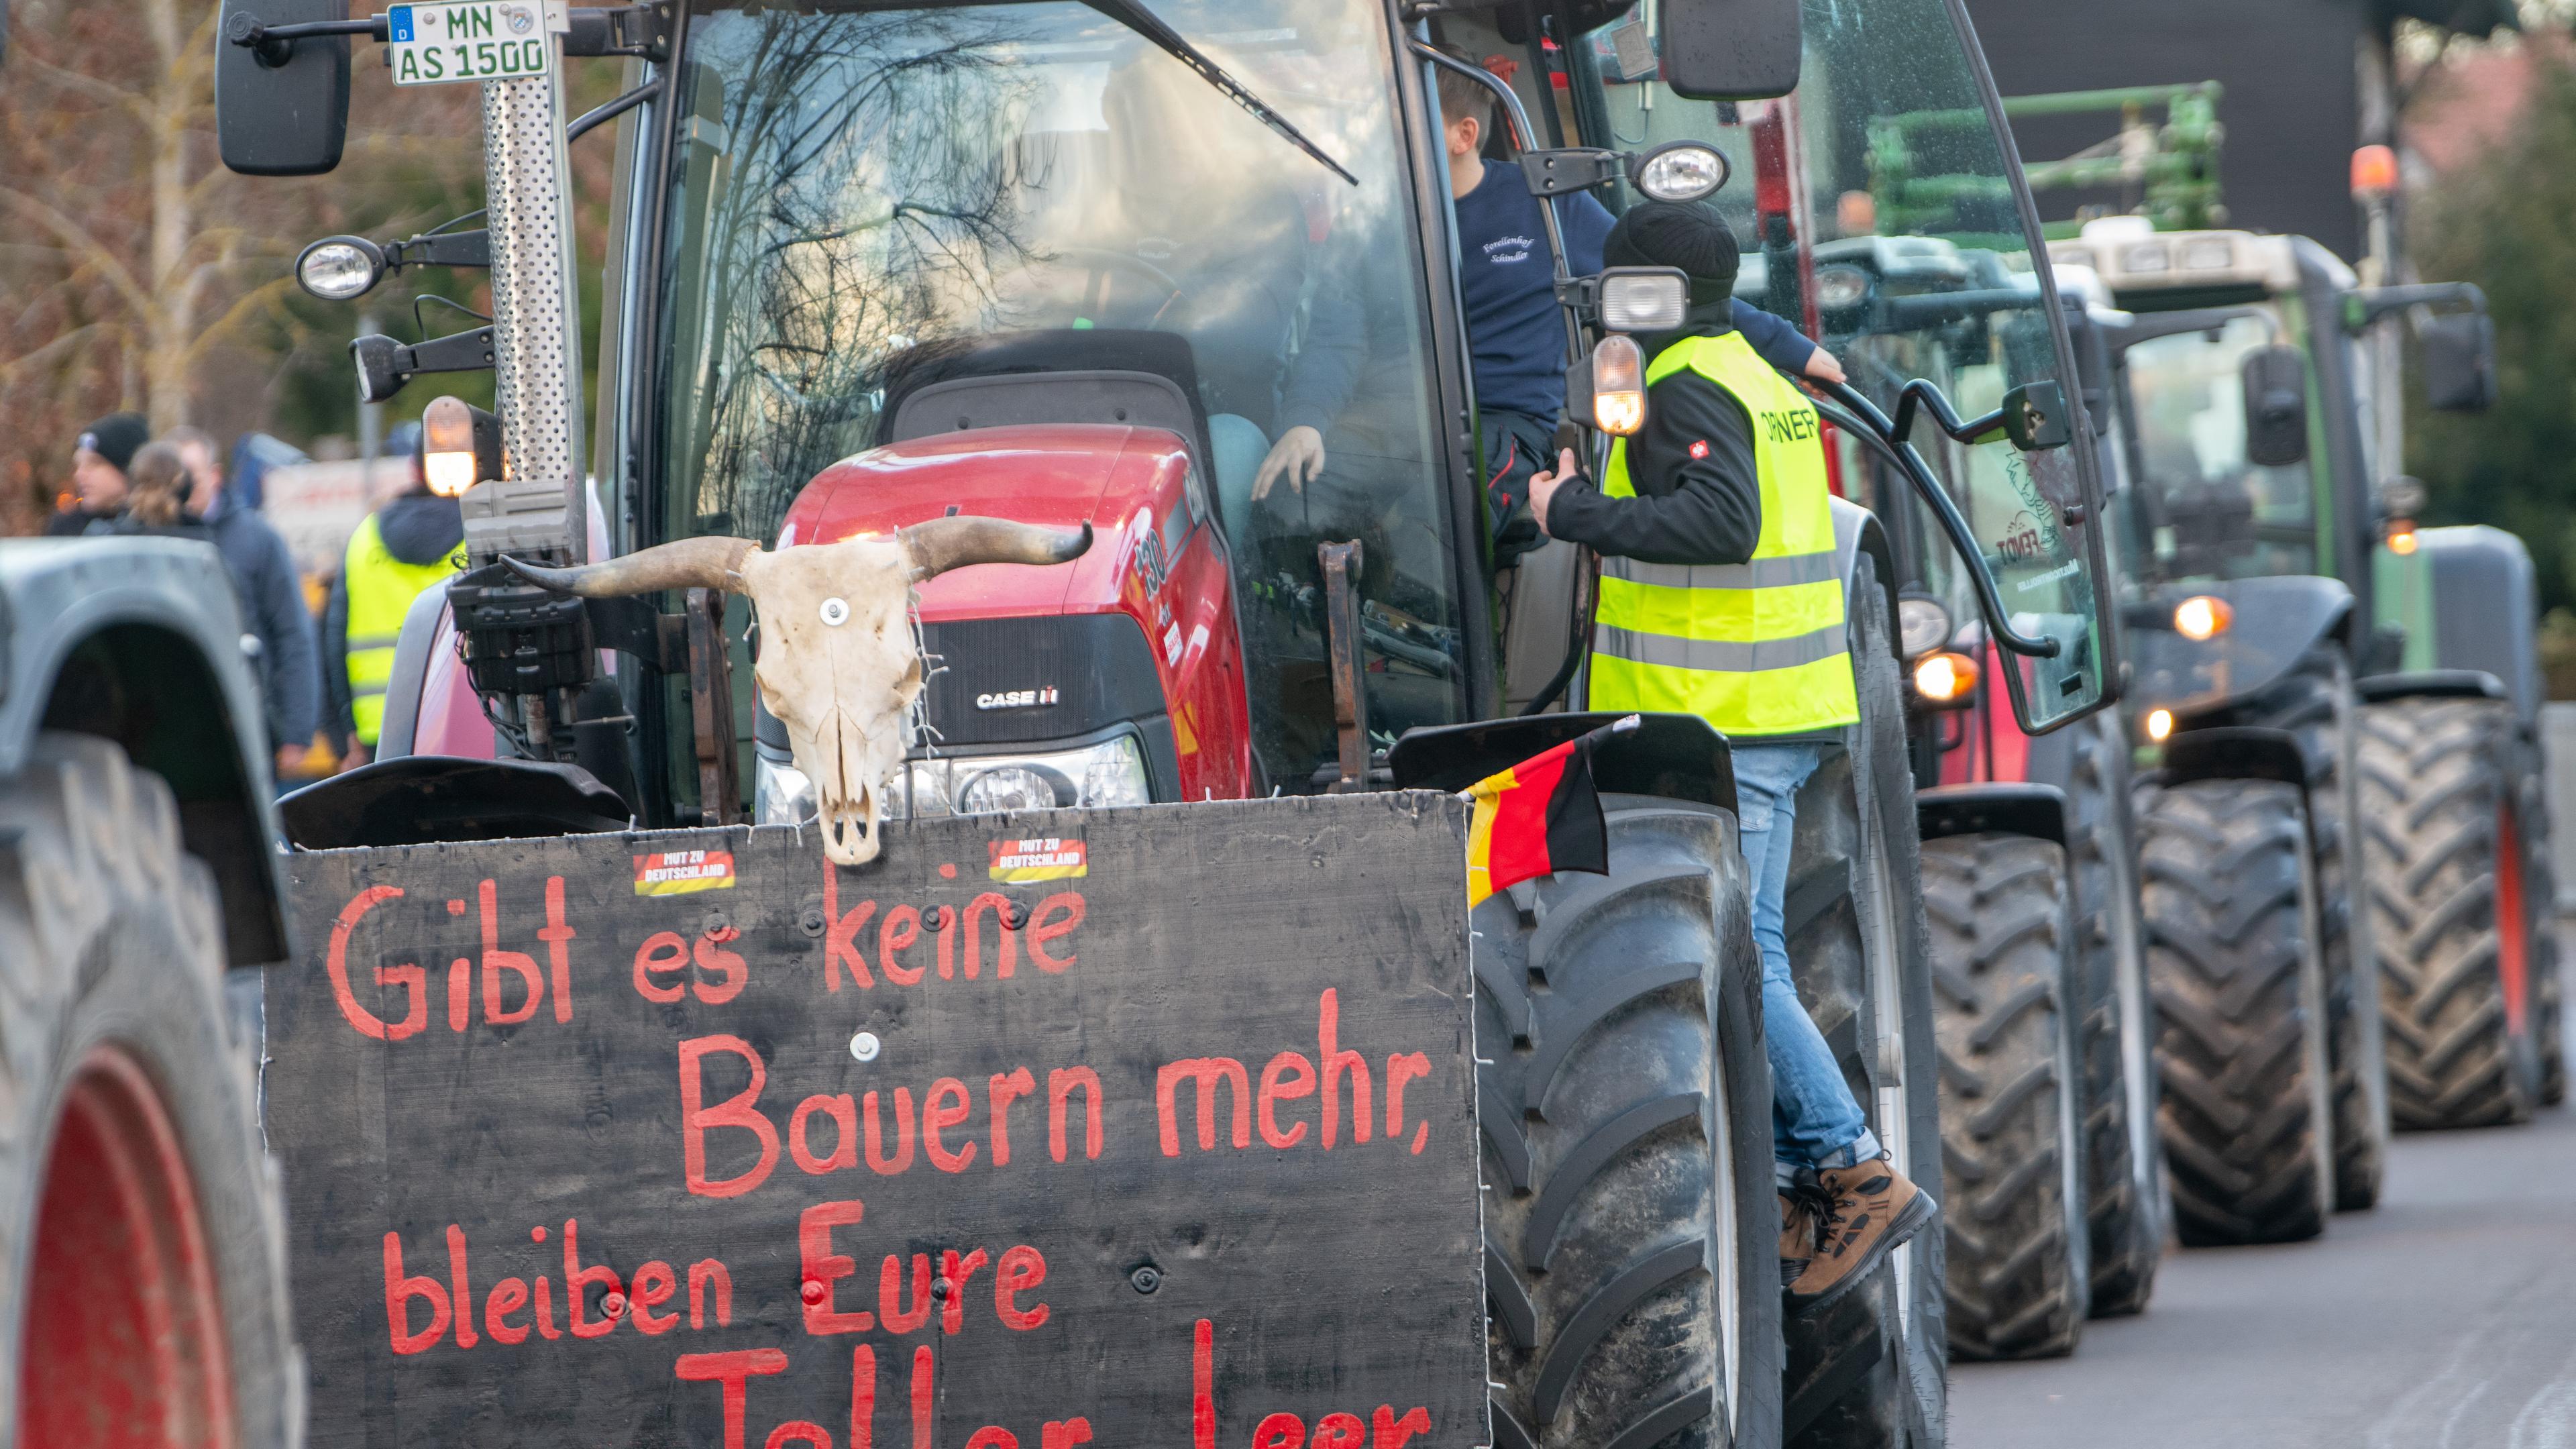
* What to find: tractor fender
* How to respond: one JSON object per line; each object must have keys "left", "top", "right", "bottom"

{"left": 2355, "top": 669, "right": 2509, "bottom": 706}
{"left": 0, "top": 539, "right": 288, "bottom": 966}
{"left": 2150, "top": 724, "right": 2312, "bottom": 794}
{"left": 2129, "top": 575, "right": 2353, "bottom": 723}
{"left": 1917, "top": 781, "right": 2068, "bottom": 848}
{"left": 1829, "top": 496, "right": 1903, "bottom": 663}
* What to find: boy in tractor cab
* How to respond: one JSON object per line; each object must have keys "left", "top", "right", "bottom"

{"left": 1430, "top": 55, "right": 1841, "bottom": 566}
{"left": 1527, "top": 201, "right": 1936, "bottom": 1310}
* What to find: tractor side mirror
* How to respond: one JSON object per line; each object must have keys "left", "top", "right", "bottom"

{"left": 1660, "top": 0, "right": 1801, "bottom": 101}
{"left": 217, "top": 0, "right": 352, "bottom": 176}
{"left": 2001, "top": 380, "right": 2072, "bottom": 451}
{"left": 2422, "top": 313, "right": 2497, "bottom": 413}
{"left": 2240, "top": 345, "right": 2309, "bottom": 467}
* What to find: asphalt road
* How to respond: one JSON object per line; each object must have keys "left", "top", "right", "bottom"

{"left": 1949, "top": 1101, "right": 2576, "bottom": 1448}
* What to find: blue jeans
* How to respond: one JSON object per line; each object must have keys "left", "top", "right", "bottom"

{"left": 1733, "top": 742, "right": 1880, "bottom": 1186}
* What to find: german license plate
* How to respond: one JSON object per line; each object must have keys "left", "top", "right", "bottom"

{"left": 384, "top": 1, "right": 553, "bottom": 87}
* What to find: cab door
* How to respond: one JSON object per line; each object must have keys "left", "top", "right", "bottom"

{"left": 1559, "top": 0, "right": 2120, "bottom": 733}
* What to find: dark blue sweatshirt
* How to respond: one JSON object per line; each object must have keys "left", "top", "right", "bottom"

{"left": 1451, "top": 158, "right": 1816, "bottom": 421}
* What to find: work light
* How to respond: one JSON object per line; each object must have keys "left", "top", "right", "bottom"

{"left": 1591, "top": 335, "right": 1647, "bottom": 436}
{"left": 1630, "top": 142, "right": 1729, "bottom": 203}
{"left": 297, "top": 235, "right": 385, "bottom": 301}
{"left": 1598, "top": 268, "right": 1689, "bottom": 333}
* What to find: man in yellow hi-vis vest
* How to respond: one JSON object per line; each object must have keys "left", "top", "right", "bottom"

{"left": 1529, "top": 201, "right": 1933, "bottom": 1312}
{"left": 324, "top": 423, "right": 466, "bottom": 766}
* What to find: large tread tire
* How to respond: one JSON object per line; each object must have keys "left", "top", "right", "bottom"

{"left": 2361, "top": 696, "right": 2546, "bottom": 1128}
{"left": 2215, "top": 645, "right": 2385, "bottom": 1210}
{"left": 2057, "top": 717, "right": 2161, "bottom": 1316}
{"left": 2137, "top": 777, "right": 2334, "bottom": 1246}
{"left": 1782, "top": 553, "right": 1945, "bottom": 1449}
{"left": 1927, "top": 834, "right": 2088, "bottom": 1360}
{"left": 1479, "top": 798, "right": 1784, "bottom": 1449}
{"left": 2518, "top": 737, "right": 2566, "bottom": 1106}
{"left": 0, "top": 733, "right": 301, "bottom": 1446}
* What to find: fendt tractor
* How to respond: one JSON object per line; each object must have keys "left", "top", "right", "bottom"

{"left": 2049, "top": 211, "right": 2561, "bottom": 1243}
{"left": 0, "top": 5, "right": 2130, "bottom": 1449}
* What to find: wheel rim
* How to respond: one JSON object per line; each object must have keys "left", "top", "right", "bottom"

{"left": 23, "top": 1044, "right": 235, "bottom": 1449}
{"left": 2500, "top": 799, "right": 2531, "bottom": 1037}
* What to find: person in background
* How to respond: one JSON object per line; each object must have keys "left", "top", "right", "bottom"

{"left": 50, "top": 413, "right": 150, "bottom": 537}
{"left": 323, "top": 422, "right": 465, "bottom": 769}
{"left": 1529, "top": 201, "right": 1936, "bottom": 1312}
{"left": 166, "top": 426, "right": 323, "bottom": 782}
{"left": 1434, "top": 54, "right": 1843, "bottom": 566}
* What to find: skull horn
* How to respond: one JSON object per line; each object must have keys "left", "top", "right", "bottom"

{"left": 502, "top": 536, "right": 759, "bottom": 598}
{"left": 898, "top": 517, "right": 1094, "bottom": 581}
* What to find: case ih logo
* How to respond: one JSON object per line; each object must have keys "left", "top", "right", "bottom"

{"left": 989, "top": 837, "right": 1088, "bottom": 881}
{"left": 975, "top": 687, "right": 1059, "bottom": 710}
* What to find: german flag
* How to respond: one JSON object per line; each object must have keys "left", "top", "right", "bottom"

{"left": 1464, "top": 716, "right": 1635, "bottom": 906}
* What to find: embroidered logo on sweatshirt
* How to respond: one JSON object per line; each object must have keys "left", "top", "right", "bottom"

{"left": 1483, "top": 234, "right": 1538, "bottom": 265}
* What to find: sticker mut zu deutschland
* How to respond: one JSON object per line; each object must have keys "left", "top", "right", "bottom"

{"left": 989, "top": 837, "right": 1087, "bottom": 882}
{"left": 633, "top": 849, "right": 737, "bottom": 896}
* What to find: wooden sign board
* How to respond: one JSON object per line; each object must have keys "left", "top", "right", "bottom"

{"left": 269, "top": 795, "right": 1485, "bottom": 1449}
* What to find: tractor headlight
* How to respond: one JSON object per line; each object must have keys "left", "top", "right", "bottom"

{"left": 1599, "top": 268, "right": 1690, "bottom": 333}
{"left": 1896, "top": 596, "right": 1953, "bottom": 659}
{"left": 896, "top": 735, "right": 1153, "bottom": 818}
{"left": 754, "top": 753, "right": 818, "bottom": 825}
{"left": 297, "top": 235, "right": 385, "bottom": 301}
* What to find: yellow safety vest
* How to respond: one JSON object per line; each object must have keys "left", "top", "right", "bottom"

{"left": 343, "top": 512, "right": 464, "bottom": 746}
{"left": 1588, "top": 331, "right": 1860, "bottom": 736}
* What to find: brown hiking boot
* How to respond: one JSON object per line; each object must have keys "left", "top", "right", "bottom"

{"left": 1785, "top": 1153, "right": 1937, "bottom": 1313}
{"left": 1778, "top": 1168, "right": 1832, "bottom": 1287}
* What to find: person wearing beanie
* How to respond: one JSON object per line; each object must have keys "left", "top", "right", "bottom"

{"left": 1529, "top": 199, "right": 1937, "bottom": 1313}
{"left": 321, "top": 418, "right": 466, "bottom": 767}
{"left": 1432, "top": 56, "right": 1839, "bottom": 568}
{"left": 50, "top": 412, "right": 150, "bottom": 537}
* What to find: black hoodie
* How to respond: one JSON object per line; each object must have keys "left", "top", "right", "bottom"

{"left": 1540, "top": 301, "right": 1764, "bottom": 567}
{"left": 322, "top": 490, "right": 466, "bottom": 752}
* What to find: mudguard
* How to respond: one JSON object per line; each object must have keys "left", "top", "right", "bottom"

{"left": 0, "top": 538, "right": 288, "bottom": 964}
{"left": 2356, "top": 669, "right": 2508, "bottom": 706}
{"left": 1829, "top": 496, "right": 1904, "bottom": 661}
{"left": 2128, "top": 575, "right": 2353, "bottom": 722}
{"left": 1916, "top": 781, "right": 2068, "bottom": 847}
{"left": 2373, "top": 525, "right": 2541, "bottom": 728}
{"left": 1388, "top": 711, "right": 1737, "bottom": 814}
{"left": 2152, "top": 724, "right": 2310, "bottom": 792}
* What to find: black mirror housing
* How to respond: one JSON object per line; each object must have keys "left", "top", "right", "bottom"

{"left": 1660, "top": 0, "right": 1801, "bottom": 100}
{"left": 2422, "top": 313, "right": 2498, "bottom": 413}
{"left": 2001, "top": 380, "right": 2072, "bottom": 451}
{"left": 217, "top": 0, "right": 352, "bottom": 176}
{"left": 2240, "top": 345, "right": 2310, "bottom": 467}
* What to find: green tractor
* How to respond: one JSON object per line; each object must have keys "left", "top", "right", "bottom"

{"left": 2054, "top": 217, "right": 2555, "bottom": 1244}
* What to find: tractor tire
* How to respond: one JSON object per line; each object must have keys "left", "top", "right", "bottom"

{"left": 2137, "top": 777, "right": 2334, "bottom": 1246}
{"left": 2510, "top": 731, "right": 2564, "bottom": 1107}
{"left": 2360, "top": 696, "right": 2547, "bottom": 1128}
{"left": 1782, "top": 553, "right": 1946, "bottom": 1449}
{"left": 1927, "top": 834, "right": 2088, "bottom": 1360}
{"left": 0, "top": 733, "right": 301, "bottom": 1447}
{"left": 2058, "top": 716, "right": 2161, "bottom": 1317}
{"left": 1479, "top": 796, "right": 1784, "bottom": 1449}
{"left": 2211, "top": 644, "right": 2385, "bottom": 1209}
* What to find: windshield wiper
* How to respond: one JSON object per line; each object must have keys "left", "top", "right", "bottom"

{"left": 1080, "top": 0, "right": 1358, "bottom": 186}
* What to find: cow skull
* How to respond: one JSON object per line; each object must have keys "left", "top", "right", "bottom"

{"left": 506, "top": 517, "right": 1091, "bottom": 866}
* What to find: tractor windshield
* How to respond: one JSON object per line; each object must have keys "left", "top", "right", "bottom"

{"left": 2113, "top": 311, "right": 2317, "bottom": 586}
{"left": 654, "top": 0, "right": 1464, "bottom": 782}
{"left": 1558, "top": 0, "right": 2114, "bottom": 730}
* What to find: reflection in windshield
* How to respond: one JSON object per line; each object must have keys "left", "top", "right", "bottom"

{"left": 657, "top": 0, "right": 1464, "bottom": 785}
{"left": 1570, "top": 0, "right": 2105, "bottom": 725}
{"left": 2116, "top": 315, "right": 2317, "bottom": 586}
